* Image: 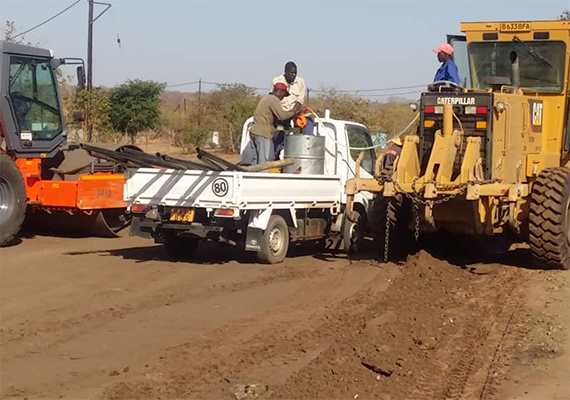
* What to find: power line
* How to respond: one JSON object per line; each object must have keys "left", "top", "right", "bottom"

{"left": 167, "top": 81, "right": 200, "bottom": 88}
{"left": 311, "top": 84, "right": 427, "bottom": 93}
{"left": 13, "top": 0, "right": 84, "bottom": 39}
{"left": 166, "top": 79, "right": 424, "bottom": 97}
{"left": 365, "top": 90, "right": 424, "bottom": 97}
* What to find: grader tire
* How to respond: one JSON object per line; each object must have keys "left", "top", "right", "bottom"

{"left": 529, "top": 167, "right": 570, "bottom": 270}
{"left": 372, "top": 194, "right": 411, "bottom": 262}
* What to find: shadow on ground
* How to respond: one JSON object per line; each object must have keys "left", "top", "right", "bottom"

{"left": 64, "top": 232, "right": 545, "bottom": 271}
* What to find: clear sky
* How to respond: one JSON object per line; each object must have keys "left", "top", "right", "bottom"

{"left": 1, "top": 0, "right": 568, "bottom": 98}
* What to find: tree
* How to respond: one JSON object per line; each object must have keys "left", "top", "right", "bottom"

{"left": 560, "top": 10, "right": 570, "bottom": 20}
{"left": 312, "top": 89, "right": 384, "bottom": 131}
{"left": 67, "top": 88, "right": 115, "bottom": 142}
{"left": 206, "top": 84, "right": 259, "bottom": 152}
{"left": 109, "top": 80, "right": 166, "bottom": 143}
{"left": 1, "top": 20, "right": 36, "bottom": 45}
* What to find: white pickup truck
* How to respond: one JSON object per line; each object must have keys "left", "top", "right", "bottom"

{"left": 125, "top": 111, "right": 376, "bottom": 263}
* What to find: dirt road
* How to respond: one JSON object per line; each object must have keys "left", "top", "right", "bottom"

{"left": 1, "top": 233, "right": 568, "bottom": 400}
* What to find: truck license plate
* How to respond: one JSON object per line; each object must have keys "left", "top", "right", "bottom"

{"left": 500, "top": 22, "right": 531, "bottom": 32}
{"left": 169, "top": 208, "right": 195, "bottom": 222}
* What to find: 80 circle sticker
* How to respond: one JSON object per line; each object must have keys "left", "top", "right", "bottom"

{"left": 211, "top": 178, "right": 229, "bottom": 197}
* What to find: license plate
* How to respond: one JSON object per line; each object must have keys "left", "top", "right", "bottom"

{"left": 169, "top": 208, "right": 195, "bottom": 222}
{"left": 500, "top": 22, "right": 531, "bottom": 32}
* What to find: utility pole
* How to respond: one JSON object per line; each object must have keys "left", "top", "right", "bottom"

{"left": 87, "top": 0, "right": 94, "bottom": 91}
{"left": 86, "top": 0, "right": 94, "bottom": 140}
{"left": 198, "top": 78, "right": 202, "bottom": 126}
{"left": 86, "top": 0, "right": 112, "bottom": 140}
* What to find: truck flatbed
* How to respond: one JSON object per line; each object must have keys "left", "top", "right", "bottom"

{"left": 126, "top": 168, "right": 342, "bottom": 210}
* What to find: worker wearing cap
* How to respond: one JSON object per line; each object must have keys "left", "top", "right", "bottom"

{"left": 429, "top": 43, "right": 460, "bottom": 91}
{"left": 244, "top": 83, "right": 302, "bottom": 165}
{"left": 382, "top": 137, "right": 404, "bottom": 173}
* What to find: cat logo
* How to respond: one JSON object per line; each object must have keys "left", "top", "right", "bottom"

{"left": 529, "top": 100, "right": 543, "bottom": 133}
{"left": 532, "top": 103, "right": 542, "bottom": 126}
{"left": 532, "top": 102, "right": 542, "bottom": 126}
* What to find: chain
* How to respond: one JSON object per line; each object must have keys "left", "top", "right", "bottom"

{"left": 413, "top": 200, "right": 420, "bottom": 241}
{"left": 384, "top": 209, "right": 390, "bottom": 263}
{"left": 376, "top": 174, "right": 501, "bottom": 256}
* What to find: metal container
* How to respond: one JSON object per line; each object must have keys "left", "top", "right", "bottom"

{"left": 282, "top": 134, "right": 325, "bottom": 175}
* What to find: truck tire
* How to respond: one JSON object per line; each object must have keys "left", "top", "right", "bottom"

{"left": 163, "top": 231, "right": 199, "bottom": 260}
{"left": 257, "top": 215, "right": 289, "bottom": 264}
{"left": 372, "top": 193, "right": 411, "bottom": 262}
{"left": 0, "top": 153, "right": 26, "bottom": 247}
{"left": 529, "top": 167, "right": 570, "bottom": 270}
{"left": 343, "top": 207, "right": 364, "bottom": 254}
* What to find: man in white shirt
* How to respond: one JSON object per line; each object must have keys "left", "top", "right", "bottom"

{"left": 272, "top": 61, "right": 306, "bottom": 113}
{"left": 271, "top": 61, "right": 307, "bottom": 158}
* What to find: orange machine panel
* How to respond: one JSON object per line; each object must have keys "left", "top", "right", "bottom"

{"left": 16, "top": 159, "right": 127, "bottom": 210}
{"left": 38, "top": 181, "right": 78, "bottom": 207}
{"left": 77, "top": 174, "right": 126, "bottom": 209}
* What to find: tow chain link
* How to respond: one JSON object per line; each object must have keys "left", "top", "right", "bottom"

{"left": 384, "top": 209, "right": 390, "bottom": 263}
{"left": 377, "top": 175, "right": 501, "bottom": 262}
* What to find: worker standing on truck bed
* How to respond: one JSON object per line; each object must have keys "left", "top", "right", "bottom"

{"left": 245, "top": 83, "right": 302, "bottom": 165}
{"left": 273, "top": 61, "right": 306, "bottom": 115}
{"left": 272, "top": 61, "right": 310, "bottom": 158}
{"left": 429, "top": 43, "right": 460, "bottom": 91}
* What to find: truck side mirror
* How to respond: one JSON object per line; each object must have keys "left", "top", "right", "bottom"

{"left": 77, "top": 66, "right": 86, "bottom": 90}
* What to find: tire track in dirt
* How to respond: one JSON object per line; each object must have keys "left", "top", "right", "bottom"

{"left": 2, "top": 235, "right": 392, "bottom": 399}
{"left": 1, "top": 260, "right": 325, "bottom": 358}
{"left": 101, "top": 262, "right": 399, "bottom": 400}
{"left": 481, "top": 268, "right": 570, "bottom": 400}
{"left": 441, "top": 273, "right": 526, "bottom": 400}
{"left": 267, "top": 251, "right": 531, "bottom": 400}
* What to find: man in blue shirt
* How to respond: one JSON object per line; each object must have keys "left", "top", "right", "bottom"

{"left": 429, "top": 43, "right": 460, "bottom": 91}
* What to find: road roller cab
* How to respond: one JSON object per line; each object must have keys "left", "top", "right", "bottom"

{"left": 0, "top": 40, "right": 133, "bottom": 245}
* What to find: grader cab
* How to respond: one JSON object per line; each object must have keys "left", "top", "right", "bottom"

{"left": 346, "top": 20, "right": 570, "bottom": 269}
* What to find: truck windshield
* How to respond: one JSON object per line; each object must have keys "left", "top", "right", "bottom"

{"left": 468, "top": 40, "right": 566, "bottom": 93}
{"left": 9, "top": 56, "right": 62, "bottom": 141}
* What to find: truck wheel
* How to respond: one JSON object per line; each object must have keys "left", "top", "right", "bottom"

{"left": 343, "top": 207, "right": 364, "bottom": 254}
{"left": 257, "top": 215, "right": 289, "bottom": 264}
{"left": 0, "top": 153, "right": 26, "bottom": 246}
{"left": 163, "top": 231, "right": 199, "bottom": 260}
{"left": 529, "top": 167, "right": 570, "bottom": 270}
{"left": 372, "top": 193, "right": 411, "bottom": 262}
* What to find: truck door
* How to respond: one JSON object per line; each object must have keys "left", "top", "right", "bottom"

{"left": 344, "top": 124, "right": 374, "bottom": 210}
{"left": 447, "top": 34, "right": 471, "bottom": 88}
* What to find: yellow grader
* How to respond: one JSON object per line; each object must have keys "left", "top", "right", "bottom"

{"left": 346, "top": 20, "right": 570, "bottom": 269}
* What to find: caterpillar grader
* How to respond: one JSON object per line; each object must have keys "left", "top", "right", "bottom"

{"left": 0, "top": 40, "right": 135, "bottom": 246}
{"left": 346, "top": 20, "right": 570, "bottom": 269}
